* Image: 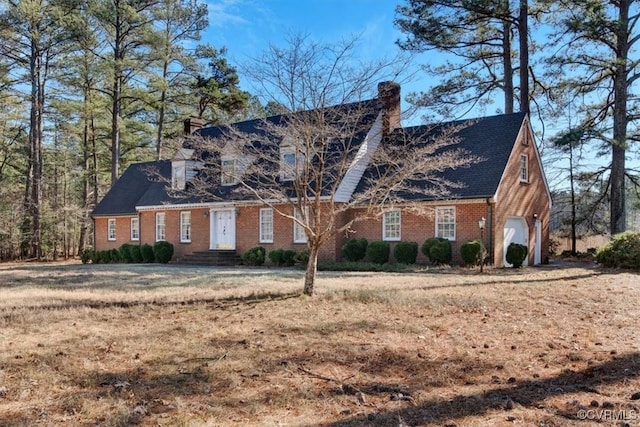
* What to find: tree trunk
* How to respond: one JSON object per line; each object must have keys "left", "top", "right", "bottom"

{"left": 303, "top": 244, "right": 319, "bottom": 296}
{"left": 610, "top": 0, "right": 629, "bottom": 235}
{"left": 156, "top": 58, "right": 169, "bottom": 160}
{"left": 502, "top": 16, "right": 514, "bottom": 114}
{"left": 78, "top": 86, "right": 90, "bottom": 255}
{"left": 518, "top": 0, "right": 529, "bottom": 114}
{"left": 111, "top": 5, "right": 123, "bottom": 187}
{"left": 111, "top": 75, "right": 121, "bottom": 187}
{"left": 29, "top": 38, "right": 44, "bottom": 259}
{"left": 569, "top": 148, "right": 577, "bottom": 255}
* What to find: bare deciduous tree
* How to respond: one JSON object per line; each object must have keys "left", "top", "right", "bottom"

{"left": 176, "top": 36, "right": 482, "bottom": 295}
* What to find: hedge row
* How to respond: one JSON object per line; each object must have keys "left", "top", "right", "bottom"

{"left": 241, "top": 246, "right": 309, "bottom": 267}
{"left": 81, "top": 241, "right": 174, "bottom": 264}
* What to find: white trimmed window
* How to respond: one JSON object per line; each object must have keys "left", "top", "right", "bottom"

{"left": 293, "top": 207, "right": 308, "bottom": 243}
{"left": 520, "top": 154, "right": 529, "bottom": 182}
{"left": 107, "top": 218, "right": 116, "bottom": 241}
{"left": 382, "top": 209, "right": 401, "bottom": 241}
{"left": 156, "top": 213, "right": 166, "bottom": 241}
{"left": 259, "top": 208, "right": 274, "bottom": 243}
{"left": 130, "top": 218, "right": 139, "bottom": 241}
{"left": 180, "top": 211, "right": 191, "bottom": 243}
{"left": 221, "top": 158, "right": 237, "bottom": 185}
{"left": 435, "top": 207, "right": 456, "bottom": 241}
{"left": 172, "top": 162, "right": 186, "bottom": 190}
{"left": 280, "top": 143, "right": 304, "bottom": 181}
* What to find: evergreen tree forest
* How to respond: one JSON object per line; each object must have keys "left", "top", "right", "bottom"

{"left": 2, "top": 0, "right": 640, "bottom": 260}
{"left": 0, "top": 0, "right": 251, "bottom": 260}
{"left": 395, "top": 0, "right": 640, "bottom": 243}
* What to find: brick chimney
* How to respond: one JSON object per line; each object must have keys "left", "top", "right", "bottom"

{"left": 184, "top": 116, "right": 205, "bottom": 135}
{"left": 378, "top": 81, "right": 401, "bottom": 136}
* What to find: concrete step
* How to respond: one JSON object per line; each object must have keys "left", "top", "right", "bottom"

{"left": 179, "top": 250, "right": 241, "bottom": 266}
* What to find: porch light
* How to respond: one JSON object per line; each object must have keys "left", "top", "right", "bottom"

{"left": 478, "top": 217, "right": 486, "bottom": 230}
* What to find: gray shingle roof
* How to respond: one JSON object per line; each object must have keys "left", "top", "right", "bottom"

{"left": 92, "top": 110, "right": 526, "bottom": 216}
{"left": 92, "top": 160, "right": 170, "bottom": 216}
{"left": 355, "top": 112, "right": 527, "bottom": 201}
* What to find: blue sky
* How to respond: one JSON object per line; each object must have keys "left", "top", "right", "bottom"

{"left": 205, "top": 0, "right": 401, "bottom": 64}
{"left": 203, "top": 0, "right": 429, "bottom": 119}
{"left": 202, "top": 1, "right": 640, "bottom": 194}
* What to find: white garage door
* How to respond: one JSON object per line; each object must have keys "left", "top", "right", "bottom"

{"left": 504, "top": 217, "right": 528, "bottom": 267}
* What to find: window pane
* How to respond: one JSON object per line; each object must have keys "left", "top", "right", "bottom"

{"left": 221, "top": 159, "right": 236, "bottom": 185}
{"left": 181, "top": 212, "right": 191, "bottom": 242}
{"left": 260, "top": 209, "right": 273, "bottom": 243}
{"left": 156, "top": 213, "right": 166, "bottom": 241}
{"left": 383, "top": 210, "right": 401, "bottom": 240}
{"left": 281, "top": 153, "right": 296, "bottom": 180}
{"left": 520, "top": 155, "right": 528, "bottom": 182}
{"left": 130, "top": 218, "right": 139, "bottom": 241}
{"left": 436, "top": 207, "right": 456, "bottom": 240}
{"left": 173, "top": 165, "right": 185, "bottom": 189}
{"left": 108, "top": 219, "right": 116, "bottom": 241}
{"left": 293, "top": 208, "right": 307, "bottom": 243}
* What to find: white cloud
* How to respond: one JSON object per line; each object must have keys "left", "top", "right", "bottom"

{"left": 206, "top": 0, "right": 248, "bottom": 27}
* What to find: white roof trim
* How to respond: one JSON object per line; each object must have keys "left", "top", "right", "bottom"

{"left": 135, "top": 196, "right": 334, "bottom": 211}
{"left": 334, "top": 112, "right": 384, "bottom": 203}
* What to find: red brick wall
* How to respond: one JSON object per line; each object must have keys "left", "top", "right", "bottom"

{"left": 94, "top": 215, "right": 137, "bottom": 251}
{"left": 138, "top": 208, "right": 210, "bottom": 259}
{"left": 347, "top": 202, "right": 492, "bottom": 264}
{"left": 494, "top": 123, "right": 550, "bottom": 266}
{"left": 235, "top": 205, "right": 335, "bottom": 261}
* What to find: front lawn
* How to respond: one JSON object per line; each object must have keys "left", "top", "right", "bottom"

{"left": 0, "top": 262, "right": 638, "bottom": 426}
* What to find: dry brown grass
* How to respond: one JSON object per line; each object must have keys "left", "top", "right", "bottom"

{"left": 0, "top": 261, "right": 639, "bottom": 426}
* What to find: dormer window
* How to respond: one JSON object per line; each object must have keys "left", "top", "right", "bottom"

{"left": 221, "top": 157, "right": 238, "bottom": 185}
{"left": 280, "top": 142, "right": 304, "bottom": 181}
{"left": 172, "top": 162, "right": 186, "bottom": 190}
{"left": 171, "top": 148, "right": 198, "bottom": 190}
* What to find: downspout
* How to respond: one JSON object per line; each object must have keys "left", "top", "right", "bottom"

{"left": 137, "top": 211, "right": 141, "bottom": 247}
{"left": 486, "top": 198, "right": 493, "bottom": 265}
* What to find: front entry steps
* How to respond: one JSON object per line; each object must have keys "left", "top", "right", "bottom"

{"left": 179, "top": 250, "right": 241, "bottom": 266}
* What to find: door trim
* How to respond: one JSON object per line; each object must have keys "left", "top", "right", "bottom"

{"left": 209, "top": 209, "right": 236, "bottom": 250}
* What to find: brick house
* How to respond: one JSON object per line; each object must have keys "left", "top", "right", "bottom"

{"left": 92, "top": 82, "right": 551, "bottom": 267}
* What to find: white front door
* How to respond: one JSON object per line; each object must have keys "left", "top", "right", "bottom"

{"left": 210, "top": 209, "right": 236, "bottom": 250}
{"left": 534, "top": 219, "right": 542, "bottom": 265}
{"left": 504, "top": 217, "right": 529, "bottom": 267}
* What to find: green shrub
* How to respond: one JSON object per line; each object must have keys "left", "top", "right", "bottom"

{"left": 119, "top": 244, "right": 133, "bottom": 263}
{"left": 421, "top": 237, "right": 452, "bottom": 265}
{"left": 342, "top": 238, "right": 368, "bottom": 262}
{"left": 393, "top": 241, "right": 418, "bottom": 264}
{"left": 596, "top": 232, "right": 640, "bottom": 269}
{"left": 295, "top": 248, "right": 310, "bottom": 265}
{"left": 128, "top": 245, "right": 143, "bottom": 263}
{"left": 81, "top": 248, "right": 94, "bottom": 264}
{"left": 268, "top": 248, "right": 285, "bottom": 266}
{"left": 153, "top": 241, "right": 174, "bottom": 263}
{"left": 460, "top": 239, "right": 485, "bottom": 266}
{"left": 109, "top": 248, "right": 120, "bottom": 263}
{"left": 242, "top": 246, "right": 266, "bottom": 266}
{"left": 282, "top": 250, "right": 297, "bottom": 266}
{"left": 90, "top": 249, "right": 101, "bottom": 264}
{"left": 367, "top": 241, "right": 390, "bottom": 265}
{"left": 100, "top": 249, "right": 112, "bottom": 263}
{"left": 506, "top": 242, "right": 528, "bottom": 268}
{"left": 140, "top": 243, "right": 155, "bottom": 263}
